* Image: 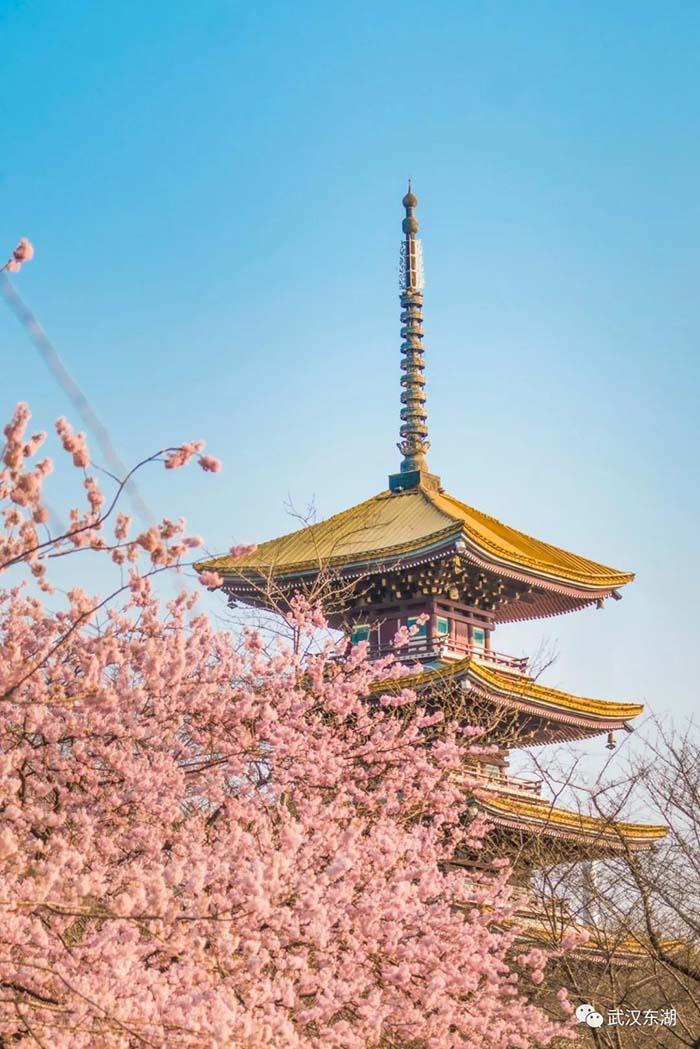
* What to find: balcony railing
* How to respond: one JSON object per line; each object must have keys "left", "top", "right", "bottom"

{"left": 460, "top": 766, "right": 543, "bottom": 799}
{"left": 368, "top": 636, "right": 529, "bottom": 675}
{"left": 468, "top": 647, "right": 528, "bottom": 674}
{"left": 508, "top": 888, "right": 573, "bottom": 922}
{"left": 456, "top": 881, "right": 573, "bottom": 924}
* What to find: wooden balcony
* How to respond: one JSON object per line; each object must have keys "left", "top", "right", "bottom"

{"left": 460, "top": 766, "right": 543, "bottom": 799}
{"left": 370, "top": 636, "right": 529, "bottom": 675}
{"left": 457, "top": 881, "right": 572, "bottom": 925}
{"left": 509, "top": 887, "right": 573, "bottom": 923}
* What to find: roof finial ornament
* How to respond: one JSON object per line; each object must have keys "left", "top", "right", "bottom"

{"left": 390, "top": 183, "right": 437, "bottom": 491}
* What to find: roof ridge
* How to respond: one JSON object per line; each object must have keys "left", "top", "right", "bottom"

{"left": 435, "top": 488, "right": 630, "bottom": 576}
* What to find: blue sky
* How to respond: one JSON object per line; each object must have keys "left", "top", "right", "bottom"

{"left": 1, "top": 1, "right": 699, "bottom": 726}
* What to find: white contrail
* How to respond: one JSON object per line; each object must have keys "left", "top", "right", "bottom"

{"left": 0, "top": 272, "right": 154, "bottom": 526}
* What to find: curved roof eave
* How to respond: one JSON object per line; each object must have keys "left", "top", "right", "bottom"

{"left": 482, "top": 796, "right": 667, "bottom": 845}
{"left": 372, "top": 657, "right": 645, "bottom": 727}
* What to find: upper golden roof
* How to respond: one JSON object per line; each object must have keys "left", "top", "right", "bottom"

{"left": 202, "top": 482, "right": 633, "bottom": 593}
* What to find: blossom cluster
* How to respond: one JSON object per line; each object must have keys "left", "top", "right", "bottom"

{"left": 2, "top": 236, "right": 34, "bottom": 273}
{"left": 0, "top": 403, "right": 223, "bottom": 592}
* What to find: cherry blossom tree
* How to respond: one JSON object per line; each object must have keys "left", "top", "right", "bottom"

{"left": 0, "top": 404, "right": 573, "bottom": 1048}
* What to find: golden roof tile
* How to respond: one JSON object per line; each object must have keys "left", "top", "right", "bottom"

{"left": 468, "top": 660, "right": 644, "bottom": 720}
{"left": 201, "top": 483, "right": 633, "bottom": 592}
{"left": 482, "top": 795, "right": 667, "bottom": 843}
{"left": 375, "top": 662, "right": 642, "bottom": 738}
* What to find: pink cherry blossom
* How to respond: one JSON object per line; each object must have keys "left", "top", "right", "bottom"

{"left": 114, "top": 511, "right": 132, "bottom": 540}
{"left": 2, "top": 237, "right": 34, "bottom": 273}
{"left": 198, "top": 454, "right": 222, "bottom": 473}
{"left": 199, "top": 568, "right": 223, "bottom": 588}
{"left": 229, "top": 542, "right": 257, "bottom": 560}
{"left": 13, "top": 237, "right": 34, "bottom": 263}
{"left": 163, "top": 440, "right": 206, "bottom": 470}
{"left": 55, "top": 417, "right": 90, "bottom": 468}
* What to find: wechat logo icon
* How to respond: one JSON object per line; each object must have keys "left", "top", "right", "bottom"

{"left": 576, "top": 1003, "right": 605, "bottom": 1028}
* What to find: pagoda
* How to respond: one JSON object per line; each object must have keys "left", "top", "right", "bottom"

{"left": 199, "top": 187, "right": 665, "bottom": 944}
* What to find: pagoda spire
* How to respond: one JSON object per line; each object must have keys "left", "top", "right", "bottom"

{"left": 390, "top": 184, "right": 440, "bottom": 492}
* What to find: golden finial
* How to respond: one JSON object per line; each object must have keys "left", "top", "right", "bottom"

{"left": 402, "top": 179, "right": 418, "bottom": 209}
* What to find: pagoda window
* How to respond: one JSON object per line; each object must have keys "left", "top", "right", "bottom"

{"left": 351, "top": 624, "right": 371, "bottom": 644}
{"left": 436, "top": 615, "right": 449, "bottom": 637}
{"left": 472, "top": 626, "right": 486, "bottom": 648}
